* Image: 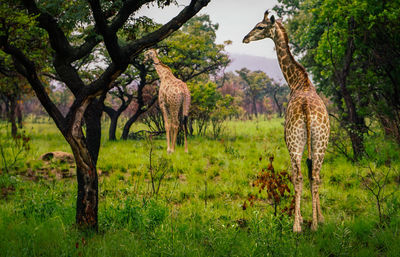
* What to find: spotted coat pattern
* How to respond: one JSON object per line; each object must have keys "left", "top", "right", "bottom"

{"left": 145, "top": 49, "right": 190, "bottom": 153}
{"left": 243, "top": 11, "right": 330, "bottom": 232}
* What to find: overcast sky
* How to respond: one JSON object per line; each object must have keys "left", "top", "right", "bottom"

{"left": 135, "top": 0, "right": 279, "bottom": 59}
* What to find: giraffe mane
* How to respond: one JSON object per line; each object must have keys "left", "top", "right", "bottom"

{"left": 276, "top": 21, "right": 308, "bottom": 78}
{"left": 157, "top": 62, "right": 172, "bottom": 72}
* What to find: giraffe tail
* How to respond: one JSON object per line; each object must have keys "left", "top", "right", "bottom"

{"left": 183, "top": 93, "right": 191, "bottom": 117}
{"left": 303, "top": 101, "right": 313, "bottom": 180}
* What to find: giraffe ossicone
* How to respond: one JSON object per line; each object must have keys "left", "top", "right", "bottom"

{"left": 243, "top": 10, "right": 330, "bottom": 232}
{"left": 144, "top": 49, "right": 191, "bottom": 153}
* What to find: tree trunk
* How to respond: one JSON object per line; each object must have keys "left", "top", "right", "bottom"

{"left": 121, "top": 110, "right": 143, "bottom": 140}
{"left": 9, "top": 95, "right": 17, "bottom": 138}
{"left": 69, "top": 137, "right": 98, "bottom": 231}
{"left": 16, "top": 100, "right": 22, "bottom": 128}
{"left": 84, "top": 99, "right": 104, "bottom": 164}
{"left": 104, "top": 106, "right": 119, "bottom": 141}
{"left": 273, "top": 91, "right": 283, "bottom": 117}
{"left": 109, "top": 115, "right": 118, "bottom": 141}
{"left": 337, "top": 74, "right": 366, "bottom": 160}
{"left": 121, "top": 96, "right": 157, "bottom": 140}
{"left": 252, "top": 96, "right": 258, "bottom": 117}
{"left": 334, "top": 17, "right": 366, "bottom": 161}
{"left": 68, "top": 100, "right": 102, "bottom": 231}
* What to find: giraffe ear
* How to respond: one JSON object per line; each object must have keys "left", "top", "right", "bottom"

{"left": 263, "top": 10, "right": 269, "bottom": 21}
{"left": 270, "top": 15, "right": 275, "bottom": 24}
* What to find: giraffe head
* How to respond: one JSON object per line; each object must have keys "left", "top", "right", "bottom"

{"left": 243, "top": 10, "right": 276, "bottom": 44}
{"left": 144, "top": 49, "right": 158, "bottom": 63}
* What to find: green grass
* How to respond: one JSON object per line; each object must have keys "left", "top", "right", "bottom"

{"left": 0, "top": 118, "right": 399, "bottom": 256}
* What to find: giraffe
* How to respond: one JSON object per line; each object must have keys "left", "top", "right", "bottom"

{"left": 243, "top": 10, "right": 330, "bottom": 232}
{"left": 144, "top": 49, "right": 190, "bottom": 153}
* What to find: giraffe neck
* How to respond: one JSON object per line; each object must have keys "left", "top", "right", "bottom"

{"left": 150, "top": 55, "right": 174, "bottom": 82}
{"left": 273, "top": 22, "right": 312, "bottom": 92}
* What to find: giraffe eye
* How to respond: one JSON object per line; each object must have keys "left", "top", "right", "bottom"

{"left": 256, "top": 26, "right": 264, "bottom": 30}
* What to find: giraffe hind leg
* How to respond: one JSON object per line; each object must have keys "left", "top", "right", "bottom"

{"left": 290, "top": 154, "right": 304, "bottom": 233}
{"left": 183, "top": 116, "right": 188, "bottom": 153}
{"left": 309, "top": 153, "right": 325, "bottom": 231}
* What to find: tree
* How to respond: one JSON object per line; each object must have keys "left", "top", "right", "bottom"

{"left": 265, "top": 80, "right": 289, "bottom": 118}
{"left": 0, "top": 57, "right": 25, "bottom": 137}
{"left": 1, "top": 0, "right": 210, "bottom": 230}
{"left": 237, "top": 68, "right": 272, "bottom": 117}
{"left": 162, "top": 14, "right": 231, "bottom": 82}
{"left": 120, "top": 60, "right": 158, "bottom": 140}
{"left": 188, "top": 81, "right": 236, "bottom": 136}
{"left": 103, "top": 57, "right": 158, "bottom": 141}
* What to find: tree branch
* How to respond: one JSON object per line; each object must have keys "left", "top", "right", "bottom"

{"left": 109, "top": 0, "right": 154, "bottom": 33}
{"left": 124, "top": 0, "right": 211, "bottom": 58}
{"left": 88, "top": 0, "right": 124, "bottom": 65}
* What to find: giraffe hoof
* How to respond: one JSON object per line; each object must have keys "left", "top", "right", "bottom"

{"left": 311, "top": 222, "right": 318, "bottom": 231}
{"left": 293, "top": 223, "right": 302, "bottom": 233}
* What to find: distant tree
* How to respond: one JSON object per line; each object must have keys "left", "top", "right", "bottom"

{"left": 162, "top": 14, "right": 231, "bottom": 82}
{"left": 236, "top": 68, "right": 272, "bottom": 117}
{"left": 188, "top": 81, "right": 237, "bottom": 136}
{"left": 119, "top": 60, "right": 158, "bottom": 140}
{"left": 265, "top": 81, "right": 289, "bottom": 118}
{"left": 1, "top": 0, "right": 210, "bottom": 230}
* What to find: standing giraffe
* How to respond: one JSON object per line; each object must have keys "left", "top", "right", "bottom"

{"left": 243, "top": 11, "right": 330, "bottom": 232}
{"left": 144, "top": 49, "right": 190, "bottom": 153}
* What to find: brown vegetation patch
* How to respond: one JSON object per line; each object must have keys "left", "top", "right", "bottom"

{"left": 1, "top": 185, "right": 15, "bottom": 199}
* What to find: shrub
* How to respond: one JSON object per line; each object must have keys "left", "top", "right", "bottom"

{"left": 243, "top": 155, "right": 294, "bottom": 217}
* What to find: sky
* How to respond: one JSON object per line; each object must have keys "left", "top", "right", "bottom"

{"left": 135, "top": 0, "right": 279, "bottom": 59}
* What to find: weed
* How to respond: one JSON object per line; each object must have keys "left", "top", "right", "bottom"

{"left": 244, "top": 155, "right": 294, "bottom": 217}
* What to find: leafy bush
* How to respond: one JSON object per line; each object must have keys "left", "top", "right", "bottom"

{"left": 243, "top": 155, "right": 294, "bottom": 217}
{"left": 188, "top": 81, "right": 238, "bottom": 137}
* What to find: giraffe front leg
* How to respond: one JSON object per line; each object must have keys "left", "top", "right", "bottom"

{"left": 160, "top": 104, "right": 171, "bottom": 153}
{"left": 166, "top": 123, "right": 172, "bottom": 154}
{"left": 170, "top": 123, "right": 179, "bottom": 153}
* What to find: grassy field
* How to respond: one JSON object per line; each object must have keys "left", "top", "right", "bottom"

{"left": 0, "top": 117, "right": 399, "bottom": 256}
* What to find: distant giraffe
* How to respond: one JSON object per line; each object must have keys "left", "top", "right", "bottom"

{"left": 144, "top": 49, "right": 190, "bottom": 153}
{"left": 243, "top": 10, "right": 330, "bottom": 232}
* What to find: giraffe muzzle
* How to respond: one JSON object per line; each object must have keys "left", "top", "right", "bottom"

{"left": 242, "top": 36, "right": 250, "bottom": 44}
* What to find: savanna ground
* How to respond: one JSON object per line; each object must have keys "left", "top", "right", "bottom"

{"left": 0, "top": 117, "right": 399, "bottom": 256}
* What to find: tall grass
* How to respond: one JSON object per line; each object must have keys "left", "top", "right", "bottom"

{"left": 0, "top": 117, "right": 399, "bottom": 256}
